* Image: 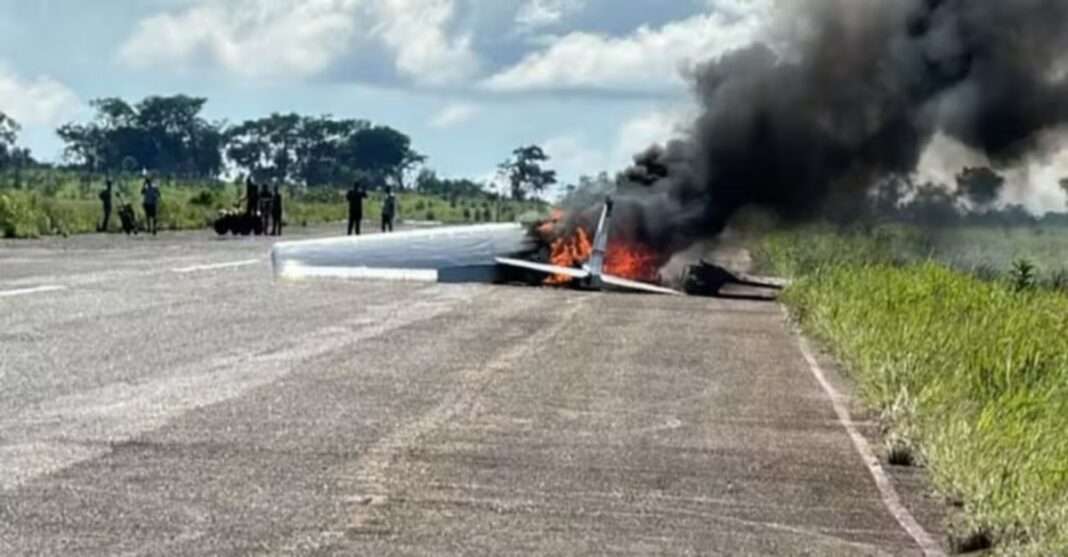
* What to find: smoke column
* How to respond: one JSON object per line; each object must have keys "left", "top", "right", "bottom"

{"left": 605, "top": 0, "right": 1068, "bottom": 253}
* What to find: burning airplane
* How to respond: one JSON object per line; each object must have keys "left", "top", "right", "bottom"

{"left": 496, "top": 198, "right": 682, "bottom": 295}
{"left": 271, "top": 198, "right": 695, "bottom": 296}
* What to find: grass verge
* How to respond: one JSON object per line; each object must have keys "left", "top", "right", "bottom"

{"left": 763, "top": 228, "right": 1068, "bottom": 555}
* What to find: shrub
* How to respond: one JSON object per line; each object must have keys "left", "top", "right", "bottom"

{"left": 0, "top": 192, "right": 50, "bottom": 238}
{"left": 189, "top": 190, "right": 217, "bottom": 207}
{"left": 1010, "top": 259, "right": 1037, "bottom": 292}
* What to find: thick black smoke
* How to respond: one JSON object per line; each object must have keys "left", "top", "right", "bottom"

{"left": 605, "top": 0, "right": 1068, "bottom": 253}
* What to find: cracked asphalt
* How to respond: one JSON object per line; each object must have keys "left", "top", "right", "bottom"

{"left": 0, "top": 227, "right": 944, "bottom": 556}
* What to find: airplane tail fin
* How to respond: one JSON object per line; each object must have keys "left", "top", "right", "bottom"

{"left": 583, "top": 197, "right": 613, "bottom": 281}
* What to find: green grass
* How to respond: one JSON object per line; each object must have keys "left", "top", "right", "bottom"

{"left": 760, "top": 226, "right": 1068, "bottom": 554}
{"left": 926, "top": 227, "right": 1068, "bottom": 285}
{"left": 754, "top": 224, "right": 1068, "bottom": 288}
{"left": 0, "top": 172, "right": 545, "bottom": 238}
{"left": 0, "top": 187, "right": 231, "bottom": 237}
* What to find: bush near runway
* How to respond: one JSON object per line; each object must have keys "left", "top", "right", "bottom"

{"left": 760, "top": 226, "right": 1068, "bottom": 555}
{"left": 0, "top": 173, "right": 544, "bottom": 238}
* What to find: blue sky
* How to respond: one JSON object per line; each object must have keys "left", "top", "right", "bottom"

{"left": 0, "top": 0, "right": 767, "bottom": 189}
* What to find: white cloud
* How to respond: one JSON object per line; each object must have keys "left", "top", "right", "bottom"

{"left": 119, "top": 0, "right": 770, "bottom": 93}
{"left": 119, "top": 0, "right": 362, "bottom": 79}
{"left": 543, "top": 134, "right": 612, "bottom": 178}
{"left": 430, "top": 102, "right": 477, "bottom": 128}
{"left": 483, "top": 3, "right": 770, "bottom": 93}
{"left": 0, "top": 66, "right": 82, "bottom": 128}
{"left": 372, "top": 0, "right": 480, "bottom": 86}
{"left": 119, "top": 0, "right": 479, "bottom": 86}
{"left": 515, "top": 0, "right": 582, "bottom": 32}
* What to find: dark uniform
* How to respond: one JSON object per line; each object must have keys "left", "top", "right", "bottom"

{"left": 260, "top": 184, "right": 274, "bottom": 234}
{"left": 381, "top": 188, "right": 396, "bottom": 233}
{"left": 99, "top": 180, "right": 113, "bottom": 232}
{"left": 347, "top": 184, "right": 367, "bottom": 235}
{"left": 271, "top": 187, "right": 283, "bottom": 236}
{"left": 141, "top": 180, "right": 160, "bottom": 235}
{"left": 245, "top": 178, "right": 260, "bottom": 217}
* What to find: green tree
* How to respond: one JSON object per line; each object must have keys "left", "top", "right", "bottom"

{"left": 225, "top": 116, "right": 419, "bottom": 188}
{"left": 0, "top": 112, "right": 33, "bottom": 173}
{"left": 136, "top": 95, "right": 225, "bottom": 178}
{"left": 0, "top": 112, "right": 18, "bottom": 152}
{"left": 499, "top": 145, "right": 557, "bottom": 200}
{"left": 294, "top": 116, "right": 369, "bottom": 186}
{"left": 415, "top": 169, "right": 488, "bottom": 198}
{"left": 344, "top": 126, "right": 425, "bottom": 189}
{"left": 415, "top": 169, "right": 440, "bottom": 194}
{"left": 225, "top": 113, "right": 304, "bottom": 183}
{"left": 57, "top": 95, "right": 224, "bottom": 178}
{"left": 0, "top": 112, "right": 18, "bottom": 169}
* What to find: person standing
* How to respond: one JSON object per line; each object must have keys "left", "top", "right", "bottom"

{"left": 245, "top": 177, "right": 260, "bottom": 217}
{"left": 381, "top": 186, "right": 397, "bottom": 233}
{"left": 347, "top": 181, "right": 367, "bottom": 235}
{"left": 260, "top": 182, "right": 274, "bottom": 235}
{"left": 271, "top": 185, "right": 284, "bottom": 236}
{"left": 98, "top": 179, "right": 113, "bottom": 232}
{"left": 141, "top": 178, "right": 161, "bottom": 235}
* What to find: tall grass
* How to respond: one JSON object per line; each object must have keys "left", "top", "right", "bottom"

{"left": 765, "top": 227, "right": 1068, "bottom": 554}
{"left": 0, "top": 188, "right": 228, "bottom": 237}
{"left": 754, "top": 224, "right": 1068, "bottom": 290}
{"left": 1, "top": 174, "right": 546, "bottom": 238}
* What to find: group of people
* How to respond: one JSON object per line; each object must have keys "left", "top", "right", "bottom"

{"left": 347, "top": 182, "right": 396, "bottom": 236}
{"left": 244, "top": 178, "right": 284, "bottom": 236}
{"left": 98, "top": 178, "right": 161, "bottom": 236}
{"left": 99, "top": 177, "right": 398, "bottom": 237}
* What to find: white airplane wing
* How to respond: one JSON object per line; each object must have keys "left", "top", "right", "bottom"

{"left": 495, "top": 257, "right": 591, "bottom": 279}
{"left": 601, "top": 274, "right": 685, "bottom": 296}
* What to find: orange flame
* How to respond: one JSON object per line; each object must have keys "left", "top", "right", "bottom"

{"left": 605, "top": 242, "right": 661, "bottom": 283}
{"left": 544, "top": 227, "right": 662, "bottom": 285}
{"left": 546, "top": 227, "right": 593, "bottom": 285}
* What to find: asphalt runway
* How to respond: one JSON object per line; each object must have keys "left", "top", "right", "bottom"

{"left": 0, "top": 226, "right": 945, "bottom": 556}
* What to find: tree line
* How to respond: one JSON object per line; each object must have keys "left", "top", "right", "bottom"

{"left": 54, "top": 95, "right": 425, "bottom": 187}
{"left": 0, "top": 113, "right": 33, "bottom": 171}
{"left": 0, "top": 95, "right": 559, "bottom": 201}
{"left": 870, "top": 166, "right": 1068, "bottom": 227}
